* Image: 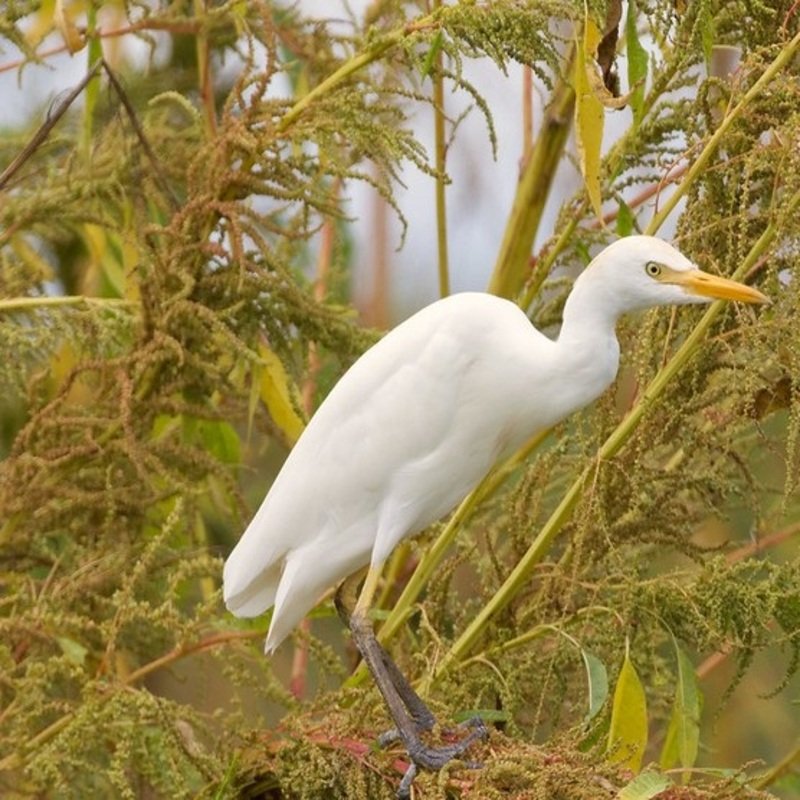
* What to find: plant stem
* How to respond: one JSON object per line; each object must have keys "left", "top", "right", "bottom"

{"left": 754, "top": 736, "right": 800, "bottom": 789}
{"left": 522, "top": 67, "right": 533, "bottom": 158}
{"left": 193, "top": 0, "right": 217, "bottom": 137}
{"left": 432, "top": 11, "right": 450, "bottom": 298}
{"left": 276, "top": 17, "right": 434, "bottom": 134}
{"left": 81, "top": 4, "right": 102, "bottom": 157}
{"left": 0, "top": 296, "right": 133, "bottom": 312}
{"left": 726, "top": 520, "right": 800, "bottom": 564}
{"left": 487, "top": 53, "right": 576, "bottom": 299}
{"left": 0, "top": 61, "right": 102, "bottom": 192}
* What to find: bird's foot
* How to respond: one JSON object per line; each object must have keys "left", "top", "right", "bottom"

{"left": 390, "top": 716, "right": 488, "bottom": 799}
{"left": 377, "top": 711, "right": 435, "bottom": 748}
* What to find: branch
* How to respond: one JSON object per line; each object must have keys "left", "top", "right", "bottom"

{"left": 0, "top": 61, "right": 102, "bottom": 191}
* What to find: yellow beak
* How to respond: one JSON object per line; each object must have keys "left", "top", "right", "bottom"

{"left": 669, "top": 269, "right": 770, "bottom": 304}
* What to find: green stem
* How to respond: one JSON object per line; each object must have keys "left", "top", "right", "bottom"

{"left": 429, "top": 199, "right": 793, "bottom": 681}
{"left": 432, "top": 20, "right": 450, "bottom": 298}
{"left": 276, "top": 15, "right": 436, "bottom": 134}
{"left": 487, "top": 50, "right": 576, "bottom": 299}
{"left": 194, "top": 0, "right": 218, "bottom": 137}
{"left": 81, "top": 4, "right": 101, "bottom": 156}
{"left": 518, "top": 213, "right": 581, "bottom": 312}
{"left": 754, "top": 736, "right": 800, "bottom": 790}
{"left": 0, "top": 296, "right": 133, "bottom": 313}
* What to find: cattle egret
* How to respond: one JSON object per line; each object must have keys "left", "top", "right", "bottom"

{"left": 224, "top": 235, "right": 767, "bottom": 797}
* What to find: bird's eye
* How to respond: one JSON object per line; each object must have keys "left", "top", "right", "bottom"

{"left": 645, "top": 261, "right": 662, "bottom": 278}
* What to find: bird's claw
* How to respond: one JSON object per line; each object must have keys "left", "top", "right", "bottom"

{"left": 447, "top": 715, "right": 488, "bottom": 738}
{"left": 378, "top": 709, "right": 438, "bottom": 748}
{"left": 394, "top": 716, "right": 488, "bottom": 798}
{"left": 377, "top": 727, "right": 401, "bottom": 748}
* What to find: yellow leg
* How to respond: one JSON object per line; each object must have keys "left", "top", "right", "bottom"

{"left": 355, "top": 562, "right": 383, "bottom": 617}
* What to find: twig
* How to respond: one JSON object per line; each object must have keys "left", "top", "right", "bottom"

{"left": 100, "top": 60, "right": 180, "bottom": 210}
{"left": 0, "top": 58, "right": 178, "bottom": 211}
{"left": 123, "top": 629, "right": 264, "bottom": 686}
{"left": 589, "top": 164, "right": 689, "bottom": 230}
{"left": 726, "top": 521, "right": 800, "bottom": 565}
{"left": 193, "top": 0, "right": 218, "bottom": 137}
{"left": 0, "top": 19, "right": 202, "bottom": 75}
{"left": 0, "top": 60, "right": 102, "bottom": 191}
{"left": 522, "top": 66, "right": 533, "bottom": 160}
{"left": 694, "top": 522, "right": 800, "bottom": 680}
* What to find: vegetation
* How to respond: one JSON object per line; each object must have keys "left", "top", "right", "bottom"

{"left": 1, "top": 1, "right": 798, "bottom": 798}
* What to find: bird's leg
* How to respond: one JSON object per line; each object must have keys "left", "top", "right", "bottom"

{"left": 335, "top": 577, "right": 435, "bottom": 733}
{"left": 348, "top": 565, "right": 488, "bottom": 799}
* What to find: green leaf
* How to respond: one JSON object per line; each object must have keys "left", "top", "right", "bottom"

{"left": 698, "top": 2, "right": 715, "bottom": 66}
{"left": 616, "top": 199, "right": 635, "bottom": 236}
{"left": 422, "top": 30, "right": 444, "bottom": 78}
{"left": 616, "top": 769, "right": 672, "bottom": 800}
{"left": 575, "top": 17, "right": 605, "bottom": 222}
{"left": 607, "top": 640, "right": 648, "bottom": 772}
{"left": 659, "top": 638, "right": 702, "bottom": 782}
{"left": 183, "top": 418, "right": 241, "bottom": 464}
{"left": 625, "top": 0, "right": 648, "bottom": 125}
{"left": 57, "top": 636, "right": 88, "bottom": 667}
{"left": 151, "top": 414, "right": 182, "bottom": 441}
{"left": 582, "top": 648, "right": 609, "bottom": 723}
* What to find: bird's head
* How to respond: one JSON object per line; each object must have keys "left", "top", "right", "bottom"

{"left": 582, "top": 235, "right": 769, "bottom": 314}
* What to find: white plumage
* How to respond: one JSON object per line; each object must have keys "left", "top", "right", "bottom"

{"left": 223, "top": 235, "right": 767, "bottom": 653}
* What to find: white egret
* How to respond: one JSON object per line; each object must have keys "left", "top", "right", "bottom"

{"left": 224, "top": 235, "right": 767, "bottom": 797}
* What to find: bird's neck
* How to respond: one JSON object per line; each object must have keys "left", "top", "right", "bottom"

{"left": 551, "top": 277, "right": 622, "bottom": 413}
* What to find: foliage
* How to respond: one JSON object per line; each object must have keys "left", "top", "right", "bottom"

{"left": 0, "top": 0, "right": 799, "bottom": 798}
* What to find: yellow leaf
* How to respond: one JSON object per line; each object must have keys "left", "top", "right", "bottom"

{"left": 24, "top": 0, "right": 56, "bottom": 47}
{"left": 607, "top": 641, "right": 648, "bottom": 772}
{"left": 575, "top": 17, "right": 605, "bottom": 222}
{"left": 11, "top": 235, "right": 54, "bottom": 284}
{"left": 54, "top": 0, "right": 85, "bottom": 54}
{"left": 257, "top": 342, "right": 305, "bottom": 445}
{"left": 585, "top": 63, "right": 641, "bottom": 110}
{"left": 82, "top": 223, "right": 134, "bottom": 298}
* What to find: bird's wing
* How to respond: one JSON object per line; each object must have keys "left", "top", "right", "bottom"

{"left": 224, "top": 293, "right": 543, "bottom": 619}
